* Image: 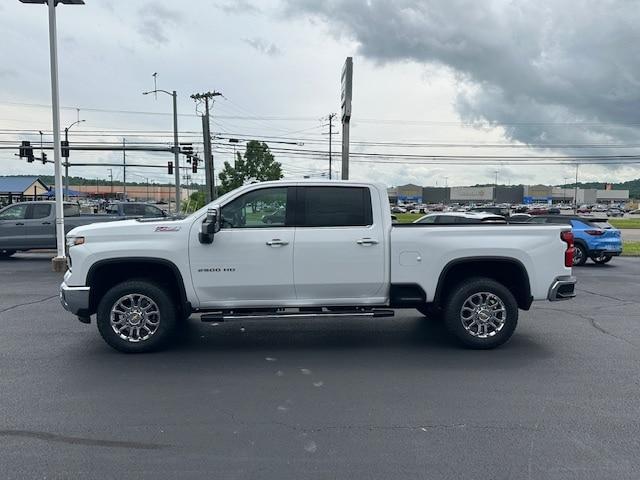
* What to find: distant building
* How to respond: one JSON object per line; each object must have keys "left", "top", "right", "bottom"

{"left": 395, "top": 184, "right": 423, "bottom": 203}
{"left": 0, "top": 176, "right": 49, "bottom": 205}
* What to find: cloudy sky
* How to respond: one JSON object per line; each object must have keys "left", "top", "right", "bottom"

{"left": 1, "top": 0, "right": 639, "bottom": 188}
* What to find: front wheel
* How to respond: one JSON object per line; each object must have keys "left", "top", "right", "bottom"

{"left": 592, "top": 254, "right": 612, "bottom": 264}
{"left": 443, "top": 278, "right": 518, "bottom": 349}
{"left": 96, "top": 280, "right": 178, "bottom": 353}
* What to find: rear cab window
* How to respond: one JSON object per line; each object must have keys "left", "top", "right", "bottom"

{"left": 297, "top": 186, "right": 372, "bottom": 227}
{"left": 28, "top": 203, "right": 52, "bottom": 219}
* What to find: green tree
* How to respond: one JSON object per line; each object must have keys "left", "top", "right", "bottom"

{"left": 218, "top": 141, "right": 283, "bottom": 195}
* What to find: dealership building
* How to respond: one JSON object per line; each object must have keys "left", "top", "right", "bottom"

{"left": 389, "top": 184, "right": 630, "bottom": 205}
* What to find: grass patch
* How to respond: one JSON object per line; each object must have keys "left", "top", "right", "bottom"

{"left": 609, "top": 218, "right": 640, "bottom": 229}
{"left": 622, "top": 241, "right": 640, "bottom": 256}
{"left": 394, "top": 213, "right": 424, "bottom": 223}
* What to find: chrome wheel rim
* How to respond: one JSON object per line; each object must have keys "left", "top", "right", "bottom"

{"left": 574, "top": 247, "right": 584, "bottom": 263}
{"left": 110, "top": 294, "right": 160, "bottom": 343}
{"left": 460, "top": 292, "right": 506, "bottom": 338}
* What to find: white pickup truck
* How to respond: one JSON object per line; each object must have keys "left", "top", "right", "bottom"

{"left": 60, "top": 180, "right": 576, "bottom": 353}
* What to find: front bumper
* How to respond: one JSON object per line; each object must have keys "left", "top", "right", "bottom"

{"left": 60, "top": 282, "right": 90, "bottom": 316}
{"left": 547, "top": 275, "right": 577, "bottom": 301}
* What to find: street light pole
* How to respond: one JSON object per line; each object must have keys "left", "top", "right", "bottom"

{"left": 19, "top": 0, "right": 84, "bottom": 271}
{"left": 64, "top": 118, "right": 85, "bottom": 201}
{"left": 143, "top": 88, "right": 181, "bottom": 212}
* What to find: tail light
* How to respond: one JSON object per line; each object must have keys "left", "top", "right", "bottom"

{"left": 584, "top": 229, "right": 604, "bottom": 236}
{"left": 561, "top": 230, "right": 574, "bottom": 267}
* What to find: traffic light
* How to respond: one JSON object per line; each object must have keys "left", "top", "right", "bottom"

{"left": 168, "top": 161, "right": 173, "bottom": 175}
{"left": 61, "top": 140, "right": 69, "bottom": 158}
{"left": 19, "top": 141, "right": 34, "bottom": 163}
{"left": 192, "top": 158, "right": 198, "bottom": 173}
{"left": 180, "top": 142, "right": 193, "bottom": 156}
{"left": 41, "top": 152, "right": 47, "bottom": 164}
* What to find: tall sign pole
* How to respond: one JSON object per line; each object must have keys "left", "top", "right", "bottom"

{"left": 341, "top": 57, "right": 353, "bottom": 180}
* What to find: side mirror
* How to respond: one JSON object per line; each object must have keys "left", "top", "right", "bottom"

{"left": 199, "top": 208, "right": 220, "bottom": 244}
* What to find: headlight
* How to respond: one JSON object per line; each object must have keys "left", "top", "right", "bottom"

{"left": 66, "top": 236, "right": 85, "bottom": 248}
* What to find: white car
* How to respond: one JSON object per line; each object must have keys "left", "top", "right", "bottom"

{"left": 61, "top": 180, "right": 576, "bottom": 353}
{"left": 414, "top": 212, "right": 507, "bottom": 224}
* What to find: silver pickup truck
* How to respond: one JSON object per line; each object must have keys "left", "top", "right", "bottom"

{"left": 0, "top": 201, "right": 165, "bottom": 258}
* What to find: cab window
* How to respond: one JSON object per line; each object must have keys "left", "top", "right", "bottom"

{"left": 221, "top": 187, "right": 289, "bottom": 228}
{"left": 29, "top": 203, "right": 52, "bottom": 219}
{"left": 0, "top": 204, "right": 28, "bottom": 220}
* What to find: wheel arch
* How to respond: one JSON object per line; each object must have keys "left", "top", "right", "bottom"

{"left": 433, "top": 256, "right": 532, "bottom": 310}
{"left": 86, "top": 257, "right": 190, "bottom": 316}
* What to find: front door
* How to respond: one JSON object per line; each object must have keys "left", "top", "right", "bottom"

{"left": 0, "top": 203, "right": 28, "bottom": 250}
{"left": 189, "top": 186, "right": 296, "bottom": 308}
{"left": 23, "top": 203, "right": 54, "bottom": 249}
{"left": 293, "top": 186, "right": 386, "bottom": 303}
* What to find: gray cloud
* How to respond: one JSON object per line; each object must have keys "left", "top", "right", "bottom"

{"left": 243, "top": 37, "right": 281, "bottom": 56}
{"left": 217, "top": 0, "right": 261, "bottom": 15}
{"left": 284, "top": 0, "right": 640, "bottom": 154}
{"left": 137, "top": 3, "right": 185, "bottom": 45}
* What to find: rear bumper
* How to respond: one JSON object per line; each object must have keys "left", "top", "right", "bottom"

{"left": 60, "top": 282, "right": 90, "bottom": 316}
{"left": 589, "top": 250, "right": 621, "bottom": 257}
{"left": 547, "top": 275, "right": 576, "bottom": 301}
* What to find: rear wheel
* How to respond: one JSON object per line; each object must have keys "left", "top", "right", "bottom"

{"left": 573, "top": 244, "right": 588, "bottom": 266}
{"left": 96, "top": 280, "right": 178, "bottom": 353}
{"left": 592, "top": 254, "right": 612, "bottom": 264}
{"left": 0, "top": 249, "right": 16, "bottom": 259}
{"left": 443, "top": 278, "right": 518, "bottom": 349}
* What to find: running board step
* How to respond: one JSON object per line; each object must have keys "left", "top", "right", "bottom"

{"left": 200, "top": 309, "right": 395, "bottom": 322}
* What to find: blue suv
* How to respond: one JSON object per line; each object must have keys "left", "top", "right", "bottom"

{"left": 526, "top": 216, "right": 622, "bottom": 266}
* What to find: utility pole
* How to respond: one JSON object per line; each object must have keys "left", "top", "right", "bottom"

{"left": 323, "top": 113, "right": 337, "bottom": 179}
{"left": 108, "top": 168, "right": 113, "bottom": 196}
{"left": 563, "top": 176, "right": 569, "bottom": 204}
{"left": 574, "top": 164, "right": 579, "bottom": 213}
{"left": 341, "top": 57, "right": 353, "bottom": 180}
{"left": 146, "top": 178, "right": 150, "bottom": 202}
{"left": 191, "top": 91, "right": 222, "bottom": 202}
{"left": 494, "top": 170, "right": 499, "bottom": 203}
{"left": 122, "top": 138, "right": 127, "bottom": 201}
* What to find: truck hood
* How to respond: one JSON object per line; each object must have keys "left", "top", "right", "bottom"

{"left": 68, "top": 218, "right": 186, "bottom": 237}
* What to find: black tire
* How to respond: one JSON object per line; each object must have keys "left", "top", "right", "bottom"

{"left": 416, "top": 304, "right": 442, "bottom": 320}
{"left": 573, "top": 243, "right": 588, "bottom": 266}
{"left": 96, "top": 280, "right": 178, "bottom": 353}
{"left": 0, "top": 249, "right": 16, "bottom": 259}
{"left": 442, "top": 277, "right": 518, "bottom": 349}
{"left": 591, "top": 254, "right": 612, "bottom": 264}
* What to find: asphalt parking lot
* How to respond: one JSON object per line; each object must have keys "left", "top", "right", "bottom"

{"left": 1, "top": 254, "right": 639, "bottom": 479}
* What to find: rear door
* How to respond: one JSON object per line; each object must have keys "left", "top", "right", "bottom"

{"left": 293, "top": 185, "right": 386, "bottom": 303}
{"left": 23, "top": 203, "right": 54, "bottom": 248}
{"left": 0, "top": 204, "right": 28, "bottom": 249}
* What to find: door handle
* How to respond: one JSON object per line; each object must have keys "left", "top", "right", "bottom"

{"left": 42, "top": 222, "right": 52, "bottom": 225}
{"left": 356, "top": 238, "right": 379, "bottom": 245}
{"left": 15, "top": 222, "right": 24, "bottom": 226}
{"left": 266, "top": 239, "right": 289, "bottom": 247}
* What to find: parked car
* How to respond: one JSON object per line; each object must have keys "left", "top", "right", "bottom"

{"left": 469, "top": 206, "right": 511, "bottom": 218}
{"left": 105, "top": 202, "right": 167, "bottom": 218}
{"left": 528, "top": 206, "right": 549, "bottom": 215}
{"left": 577, "top": 205, "right": 591, "bottom": 214}
{"left": 261, "top": 207, "right": 286, "bottom": 225}
{"left": 0, "top": 201, "right": 127, "bottom": 258}
{"left": 548, "top": 207, "right": 561, "bottom": 215}
{"left": 391, "top": 206, "right": 407, "bottom": 214}
{"left": 508, "top": 213, "right": 532, "bottom": 223}
{"left": 414, "top": 212, "right": 507, "bottom": 224}
{"left": 606, "top": 208, "right": 624, "bottom": 217}
{"left": 526, "top": 215, "right": 622, "bottom": 265}
{"left": 60, "top": 180, "right": 575, "bottom": 353}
